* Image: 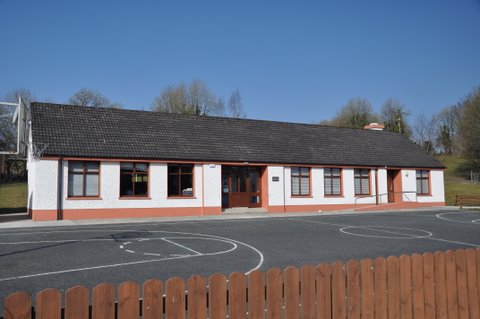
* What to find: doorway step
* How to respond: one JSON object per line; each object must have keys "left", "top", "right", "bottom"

{"left": 222, "top": 207, "right": 267, "bottom": 214}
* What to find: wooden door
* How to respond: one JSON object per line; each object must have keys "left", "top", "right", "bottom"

{"left": 387, "top": 171, "right": 395, "bottom": 203}
{"left": 223, "top": 167, "right": 262, "bottom": 208}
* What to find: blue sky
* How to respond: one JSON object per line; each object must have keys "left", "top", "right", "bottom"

{"left": 1, "top": 0, "right": 479, "bottom": 124}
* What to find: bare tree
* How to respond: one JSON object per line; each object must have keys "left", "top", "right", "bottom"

{"left": 152, "top": 80, "right": 224, "bottom": 116}
{"left": 435, "top": 104, "right": 462, "bottom": 154}
{"left": 413, "top": 113, "right": 436, "bottom": 154}
{"left": 329, "top": 98, "right": 379, "bottom": 129}
{"left": 68, "top": 88, "right": 121, "bottom": 108}
{"left": 459, "top": 87, "right": 480, "bottom": 168}
{"left": 228, "top": 89, "right": 246, "bottom": 118}
{"left": 380, "top": 98, "right": 411, "bottom": 136}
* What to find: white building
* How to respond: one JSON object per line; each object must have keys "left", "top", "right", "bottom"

{"left": 27, "top": 103, "right": 445, "bottom": 221}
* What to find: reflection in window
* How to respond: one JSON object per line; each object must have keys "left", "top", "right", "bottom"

{"left": 416, "top": 170, "right": 430, "bottom": 195}
{"left": 324, "top": 168, "right": 342, "bottom": 196}
{"left": 120, "top": 162, "right": 149, "bottom": 197}
{"left": 168, "top": 164, "right": 194, "bottom": 197}
{"left": 291, "top": 167, "right": 310, "bottom": 196}
{"left": 68, "top": 161, "right": 100, "bottom": 197}
{"left": 354, "top": 169, "right": 370, "bottom": 195}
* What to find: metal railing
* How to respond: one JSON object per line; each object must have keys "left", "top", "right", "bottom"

{"left": 354, "top": 191, "right": 418, "bottom": 206}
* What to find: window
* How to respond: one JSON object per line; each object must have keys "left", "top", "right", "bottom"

{"left": 120, "top": 162, "right": 148, "bottom": 197}
{"left": 416, "top": 170, "right": 430, "bottom": 195}
{"left": 168, "top": 164, "right": 194, "bottom": 197}
{"left": 324, "top": 168, "right": 342, "bottom": 196}
{"left": 291, "top": 167, "right": 310, "bottom": 196}
{"left": 68, "top": 161, "right": 100, "bottom": 197}
{"left": 354, "top": 169, "right": 370, "bottom": 195}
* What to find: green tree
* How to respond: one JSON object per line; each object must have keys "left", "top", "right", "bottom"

{"left": 380, "top": 98, "right": 411, "bottom": 137}
{"left": 328, "top": 98, "right": 379, "bottom": 129}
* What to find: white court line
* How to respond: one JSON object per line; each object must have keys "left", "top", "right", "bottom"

{"left": 0, "top": 231, "right": 261, "bottom": 282}
{"left": 340, "top": 226, "right": 432, "bottom": 239}
{"left": 289, "top": 218, "right": 348, "bottom": 227}
{"left": 436, "top": 212, "right": 480, "bottom": 225}
{"left": 161, "top": 238, "right": 201, "bottom": 255}
{"left": 293, "top": 217, "right": 479, "bottom": 248}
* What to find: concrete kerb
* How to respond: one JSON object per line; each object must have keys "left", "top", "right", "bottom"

{"left": 0, "top": 206, "right": 460, "bottom": 230}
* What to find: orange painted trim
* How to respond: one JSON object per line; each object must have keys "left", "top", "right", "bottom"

{"left": 31, "top": 206, "right": 223, "bottom": 221}
{"left": 203, "top": 206, "right": 221, "bottom": 215}
{"left": 40, "top": 156, "right": 445, "bottom": 171}
{"left": 393, "top": 169, "right": 403, "bottom": 203}
{"left": 260, "top": 167, "right": 269, "bottom": 210}
{"left": 167, "top": 196, "right": 197, "bottom": 199}
{"left": 291, "top": 195, "right": 314, "bottom": 198}
{"left": 66, "top": 196, "right": 103, "bottom": 200}
{"left": 31, "top": 210, "right": 58, "bottom": 221}
{"left": 269, "top": 204, "right": 363, "bottom": 212}
{"left": 268, "top": 201, "right": 446, "bottom": 213}
{"left": 355, "top": 201, "right": 445, "bottom": 212}
{"left": 118, "top": 196, "right": 151, "bottom": 200}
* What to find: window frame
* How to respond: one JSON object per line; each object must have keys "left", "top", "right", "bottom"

{"left": 354, "top": 168, "right": 371, "bottom": 196}
{"left": 67, "top": 161, "right": 101, "bottom": 198}
{"left": 291, "top": 166, "right": 311, "bottom": 197}
{"left": 416, "top": 170, "right": 430, "bottom": 195}
{"left": 324, "top": 167, "right": 342, "bottom": 196}
{"left": 119, "top": 162, "right": 150, "bottom": 198}
{"left": 167, "top": 163, "right": 195, "bottom": 198}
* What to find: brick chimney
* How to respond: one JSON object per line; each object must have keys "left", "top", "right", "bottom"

{"left": 363, "top": 123, "right": 384, "bottom": 130}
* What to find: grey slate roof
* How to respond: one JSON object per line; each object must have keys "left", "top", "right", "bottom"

{"left": 31, "top": 102, "right": 444, "bottom": 168}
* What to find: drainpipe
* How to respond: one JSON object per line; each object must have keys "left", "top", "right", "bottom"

{"left": 375, "top": 168, "right": 379, "bottom": 205}
{"left": 201, "top": 164, "right": 205, "bottom": 216}
{"left": 57, "top": 157, "right": 63, "bottom": 220}
{"left": 283, "top": 167, "right": 286, "bottom": 212}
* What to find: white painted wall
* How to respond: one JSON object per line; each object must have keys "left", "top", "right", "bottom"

{"left": 203, "top": 164, "right": 221, "bottom": 208}
{"left": 418, "top": 170, "right": 445, "bottom": 203}
{"left": 62, "top": 162, "right": 206, "bottom": 209}
{"left": 31, "top": 159, "right": 58, "bottom": 210}
{"left": 267, "top": 166, "right": 285, "bottom": 206}
{"left": 269, "top": 167, "right": 378, "bottom": 207}
{"left": 377, "top": 169, "right": 388, "bottom": 204}
{"left": 28, "top": 159, "right": 445, "bottom": 213}
{"left": 401, "top": 170, "right": 418, "bottom": 203}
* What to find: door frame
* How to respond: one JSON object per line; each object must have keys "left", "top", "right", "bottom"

{"left": 221, "top": 166, "right": 263, "bottom": 208}
{"left": 386, "top": 169, "right": 402, "bottom": 203}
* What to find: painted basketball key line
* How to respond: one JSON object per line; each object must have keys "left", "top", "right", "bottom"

{"left": 0, "top": 230, "right": 263, "bottom": 282}
{"left": 436, "top": 211, "right": 480, "bottom": 225}
{"left": 118, "top": 237, "right": 238, "bottom": 258}
{"left": 291, "top": 218, "right": 479, "bottom": 247}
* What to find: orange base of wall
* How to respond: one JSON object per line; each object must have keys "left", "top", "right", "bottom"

{"left": 268, "top": 202, "right": 446, "bottom": 213}
{"left": 31, "top": 202, "right": 445, "bottom": 221}
{"left": 31, "top": 206, "right": 222, "bottom": 221}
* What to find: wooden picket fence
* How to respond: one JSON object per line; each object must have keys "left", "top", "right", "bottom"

{"left": 3, "top": 248, "right": 480, "bottom": 319}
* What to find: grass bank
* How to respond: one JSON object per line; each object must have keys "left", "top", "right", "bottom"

{"left": 0, "top": 182, "right": 27, "bottom": 213}
{"left": 436, "top": 155, "right": 480, "bottom": 205}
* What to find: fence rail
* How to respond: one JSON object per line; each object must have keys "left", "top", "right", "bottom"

{"left": 3, "top": 248, "right": 480, "bottom": 319}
